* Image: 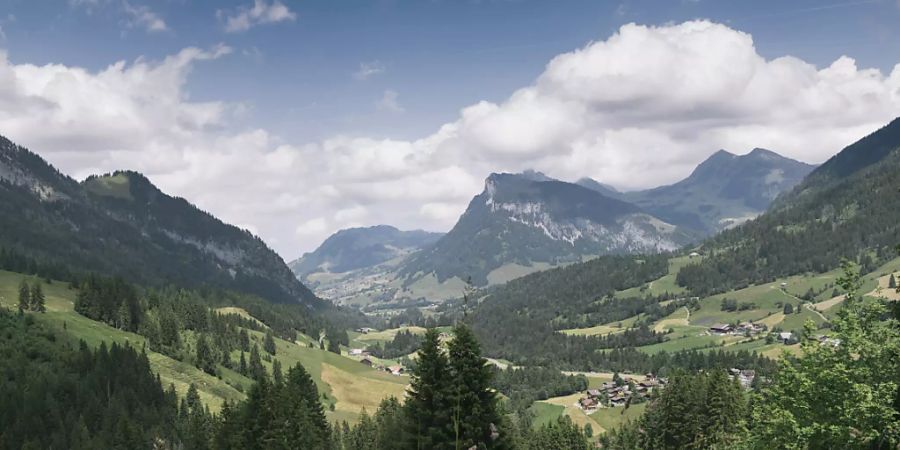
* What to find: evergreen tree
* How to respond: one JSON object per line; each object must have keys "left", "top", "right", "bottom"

{"left": 272, "top": 358, "right": 283, "bottom": 385}
{"left": 446, "top": 324, "right": 506, "bottom": 449}
{"left": 249, "top": 343, "right": 266, "bottom": 381}
{"left": 783, "top": 303, "right": 794, "bottom": 314}
{"left": 239, "top": 351, "right": 247, "bottom": 376}
{"left": 239, "top": 328, "right": 250, "bottom": 352}
{"left": 263, "top": 330, "right": 277, "bottom": 355}
{"left": 17, "top": 279, "right": 30, "bottom": 312}
{"left": 29, "top": 281, "right": 46, "bottom": 313}
{"left": 195, "top": 334, "right": 216, "bottom": 375}
{"left": 890, "top": 273, "right": 897, "bottom": 290}
{"left": 405, "top": 328, "right": 452, "bottom": 449}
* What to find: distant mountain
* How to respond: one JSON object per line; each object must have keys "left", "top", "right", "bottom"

{"left": 290, "top": 225, "right": 443, "bottom": 277}
{"left": 575, "top": 177, "right": 621, "bottom": 198}
{"left": 621, "top": 148, "right": 816, "bottom": 233}
{"left": 0, "top": 135, "right": 323, "bottom": 307}
{"left": 677, "top": 117, "right": 900, "bottom": 296}
{"left": 399, "top": 172, "right": 697, "bottom": 286}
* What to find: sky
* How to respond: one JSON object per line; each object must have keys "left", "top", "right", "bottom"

{"left": 1, "top": 0, "right": 900, "bottom": 259}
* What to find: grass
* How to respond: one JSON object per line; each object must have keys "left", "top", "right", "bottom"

{"left": 614, "top": 255, "right": 695, "bottom": 299}
{"left": 538, "top": 393, "right": 603, "bottom": 438}
{"left": 529, "top": 402, "right": 565, "bottom": 427}
{"left": 559, "top": 315, "right": 641, "bottom": 337}
{"left": 353, "top": 326, "right": 428, "bottom": 344}
{"left": 589, "top": 403, "right": 647, "bottom": 433}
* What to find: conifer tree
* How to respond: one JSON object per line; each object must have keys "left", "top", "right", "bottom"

{"left": 405, "top": 328, "right": 452, "bottom": 449}
{"left": 249, "top": 343, "right": 265, "bottom": 381}
{"left": 17, "top": 280, "right": 30, "bottom": 312}
{"left": 263, "top": 330, "right": 276, "bottom": 355}
{"left": 29, "top": 281, "right": 45, "bottom": 313}
{"left": 447, "top": 324, "right": 506, "bottom": 449}
{"left": 239, "top": 351, "right": 247, "bottom": 376}
{"left": 195, "top": 334, "right": 216, "bottom": 375}
{"left": 239, "top": 328, "right": 250, "bottom": 352}
{"left": 272, "top": 358, "right": 283, "bottom": 385}
{"left": 890, "top": 273, "right": 897, "bottom": 290}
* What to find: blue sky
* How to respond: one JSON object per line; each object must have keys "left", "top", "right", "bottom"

{"left": 1, "top": 0, "right": 899, "bottom": 257}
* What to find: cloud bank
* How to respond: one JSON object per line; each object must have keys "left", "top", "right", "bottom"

{"left": 219, "top": 0, "right": 296, "bottom": 33}
{"left": 1, "top": 20, "right": 899, "bottom": 258}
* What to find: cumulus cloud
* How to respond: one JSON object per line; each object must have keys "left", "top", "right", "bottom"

{"left": 354, "top": 61, "right": 386, "bottom": 80}
{"left": 219, "top": 0, "right": 296, "bottom": 33}
{"left": 1, "top": 20, "right": 899, "bottom": 258}
{"left": 376, "top": 90, "right": 404, "bottom": 113}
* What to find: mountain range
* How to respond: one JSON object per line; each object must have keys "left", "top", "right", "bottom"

{"left": 295, "top": 147, "right": 815, "bottom": 305}
{"left": 0, "top": 135, "right": 323, "bottom": 308}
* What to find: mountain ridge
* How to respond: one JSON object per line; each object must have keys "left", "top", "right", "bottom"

{"left": 0, "top": 135, "right": 323, "bottom": 307}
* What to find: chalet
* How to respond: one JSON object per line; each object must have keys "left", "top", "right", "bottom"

{"left": 586, "top": 389, "right": 602, "bottom": 398}
{"left": 388, "top": 365, "right": 404, "bottom": 376}
{"left": 710, "top": 324, "right": 734, "bottom": 335}
{"left": 736, "top": 322, "right": 765, "bottom": 335}
{"left": 349, "top": 348, "right": 364, "bottom": 356}
{"left": 777, "top": 332, "right": 794, "bottom": 343}
{"left": 689, "top": 251, "right": 701, "bottom": 258}
{"left": 816, "top": 335, "right": 841, "bottom": 347}
{"left": 360, "top": 358, "right": 373, "bottom": 367}
{"left": 729, "top": 368, "right": 756, "bottom": 389}
{"left": 579, "top": 397, "right": 598, "bottom": 409}
{"left": 356, "top": 327, "right": 376, "bottom": 334}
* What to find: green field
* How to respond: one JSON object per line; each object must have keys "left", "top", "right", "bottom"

{"left": 614, "top": 255, "right": 695, "bottom": 299}
{"left": 590, "top": 403, "right": 647, "bottom": 432}
{"left": 528, "top": 402, "right": 566, "bottom": 427}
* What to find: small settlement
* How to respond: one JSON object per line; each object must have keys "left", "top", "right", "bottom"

{"left": 576, "top": 374, "right": 666, "bottom": 413}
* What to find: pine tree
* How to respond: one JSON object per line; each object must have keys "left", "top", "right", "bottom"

{"left": 405, "top": 328, "right": 452, "bottom": 449}
{"left": 263, "top": 331, "right": 276, "bottom": 355}
{"left": 17, "top": 280, "right": 30, "bottom": 312}
{"left": 195, "top": 334, "right": 216, "bottom": 375}
{"left": 29, "top": 282, "right": 46, "bottom": 313}
{"left": 239, "top": 328, "right": 250, "bottom": 352}
{"left": 249, "top": 344, "right": 265, "bottom": 381}
{"left": 447, "top": 324, "right": 506, "bottom": 449}
{"left": 890, "top": 273, "right": 897, "bottom": 290}
{"left": 239, "top": 351, "right": 247, "bottom": 376}
{"left": 272, "top": 358, "right": 283, "bottom": 385}
{"left": 783, "top": 303, "right": 794, "bottom": 314}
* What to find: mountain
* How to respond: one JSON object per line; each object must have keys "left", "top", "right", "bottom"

{"left": 0, "top": 134, "right": 322, "bottom": 307}
{"left": 621, "top": 148, "right": 816, "bottom": 233}
{"left": 289, "top": 225, "right": 443, "bottom": 277}
{"left": 575, "top": 177, "right": 621, "bottom": 198}
{"left": 399, "top": 172, "right": 697, "bottom": 286}
{"left": 677, "top": 117, "right": 900, "bottom": 295}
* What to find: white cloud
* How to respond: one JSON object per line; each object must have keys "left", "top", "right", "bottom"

{"left": 219, "top": 0, "right": 296, "bottom": 33}
{"left": 1, "top": 21, "right": 899, "bottom": 258}
{"left": 377, "top": 89, "right": 404, "bottom": 113}
{"left": 122, "top": 1, "right": 168, "bottom": 33}
{"left": 354, "top": 61, "right": 386, "bottom": 80}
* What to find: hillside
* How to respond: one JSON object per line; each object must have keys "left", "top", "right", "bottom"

{"left": 676, "top": 117, "right": 900, "bottom": 296}
{"left": 0, "top": 135, "right": 322, "bottom": 307}
{"left": 400, "top": 172, "right": 697, "bottom": 286}
{"left": 621, "top": 148, "right": 816, "bottom": 233}
{"left": 0, "top": 269, "right": 406, "bottom": 424}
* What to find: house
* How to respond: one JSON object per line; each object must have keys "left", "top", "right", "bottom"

{"left": 586, "top": 389, "right": 601, "bottom": 398}
{"left": 689, "top": 251, "right": 701, "bottom": 258}
{"left": 816, "top": 335, "right": 841, "bottom": 347}
{"left": 579, "top": 397, "right": 598, "bottom": 409}
{"left": 356, "top": 327, "right": 376, "bottom": 334}
{"left": 710, "top": 324, "right": 734, "bottom": 334}
{"left": 360, "top": 358, "right": 373, "bottom": 367}
{"left": 388, "top": 365, "right": 404, "bottom": 376}
{"left": 777, "top": 332, "right": 794, "bottom": 343}
{"left": 349, "top": 348, "right": 364, "bottom": 356}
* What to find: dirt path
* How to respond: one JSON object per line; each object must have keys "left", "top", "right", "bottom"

{"left": 778, "top": 289, "right": 827, "bottom": 321}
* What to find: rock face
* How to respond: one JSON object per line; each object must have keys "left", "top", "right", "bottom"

{"left": 0, "top": 134, "right": 322, "bottom": 307}
{"left": 399, "top": 172, "right": 696, "bottom": 286}
{"left": 620, "top": 148, "right": 817, "bottom": 233}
